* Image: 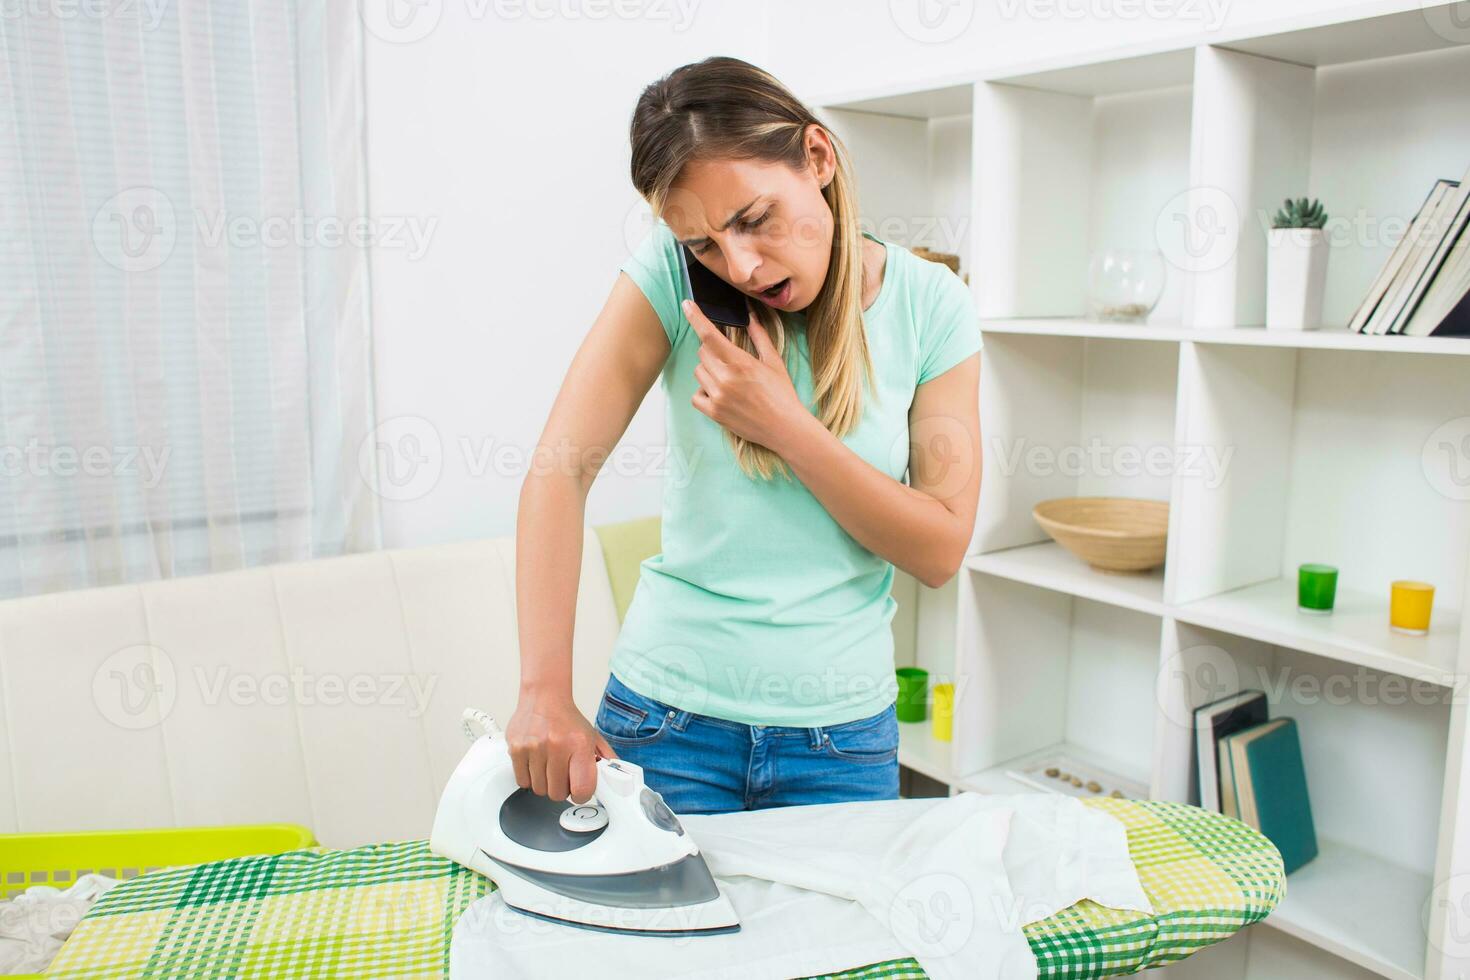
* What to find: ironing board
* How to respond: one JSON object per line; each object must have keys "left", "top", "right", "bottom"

{"left": 41, "top": 797, "right": 1284, "bottom": 979}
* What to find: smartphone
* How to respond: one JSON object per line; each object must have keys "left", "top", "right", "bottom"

{"left": 678, "top": 244, "right": 752, "bottom": 328}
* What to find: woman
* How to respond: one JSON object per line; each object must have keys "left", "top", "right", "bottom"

{"left": 506, "top": 56, "right": 983, "bottom": 815}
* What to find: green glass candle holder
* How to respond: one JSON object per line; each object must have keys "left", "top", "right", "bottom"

{"left": 895, "top": 667, "right": 929, "bottom": 723}
{"left": 1298, "top": 563, "right": 1338, "bottom": 614}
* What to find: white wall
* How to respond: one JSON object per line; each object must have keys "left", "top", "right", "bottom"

{"left": 363, "top": 2, "right": 770, "bottom": 547}
{"left": 364, "top": 0, "right": 1438, "bottom": 549}
{"left": 764, "top": 0, "right": 1406, "bottom": 100}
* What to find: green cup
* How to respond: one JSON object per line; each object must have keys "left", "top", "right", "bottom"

{"left": 1298, "top": 563, "right": 1338, "bottom": 614}
{"left": 895, "top": 667, "right": 929, "bottom": 723}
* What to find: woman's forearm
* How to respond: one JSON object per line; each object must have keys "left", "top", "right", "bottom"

{"left": 515, "top": 472, "right": 589, "bottom": 699}
{"left": 773, "top": 415, "right": 966, "bottom": 588}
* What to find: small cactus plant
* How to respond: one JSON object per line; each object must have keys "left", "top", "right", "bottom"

{"left": 1271, "top": 197, "right": 1327, "bottom": 229}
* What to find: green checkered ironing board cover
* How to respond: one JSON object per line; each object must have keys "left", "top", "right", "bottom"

{"left": 43, "top": 797, "right": 1284, "bottom": 979}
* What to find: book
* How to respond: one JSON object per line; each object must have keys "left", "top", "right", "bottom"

{"left": 1403, "top": 213, "right": 1470, "bottom": 337}
{"left": 1193, "top": 690, "right": 1268, "bottom": 812}
{"left": 1388, "top": 163, "right": 1470, "bottom": 334}
{"left": 1366, "top": 179, "right": 1459, "bottom": 334}
{"left": 1223, "top": 717, "right": 1319, "bottom": 876}
{"left": 1218, "top": 736, "right": 1238, "bottom": 819}
{"left": 1348, "top": 180, "right": 1453, "bottom": 334}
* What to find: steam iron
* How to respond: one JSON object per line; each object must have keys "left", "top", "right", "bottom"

{"left": 430, "top": 708, "right": 740, "bottom": 937}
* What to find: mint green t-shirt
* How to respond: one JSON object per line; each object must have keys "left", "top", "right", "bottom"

{"left": 611, "top": 221, "right": 982, "bottom": 728}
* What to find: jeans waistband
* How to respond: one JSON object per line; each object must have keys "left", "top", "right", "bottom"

{"left": 607, "top": 670, "right": 838, "bottom": 749}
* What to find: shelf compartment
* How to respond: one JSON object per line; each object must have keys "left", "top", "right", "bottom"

{"left": 1157, "top": 623, "right": 1448, "bottom": 887}
{"left": 957, "top": 577, "right": 1160, "bottom": 788}
{"left": 974, "top": 55, "right": 1193, "bottom": 322}
{"left": 816, "top": 82, "right": 973, "bottom": 272}
{"left": 1185, "top": 41, "right": 1470, "bottom": 332}
{"left": 1174, "top": 578, "right": 1461, "bottom": 689}
{"left": 1220, "top": 4, "right": 1467, "bottom": 72}
{"left": 897, "top": 719, "right": 954, "bottom": 786}
{"left": 965, "top": 541, "right": 1165, "bottom": 617}
{"left": 1170, "top": 344, "right": 1470, "bottom": 617}
{"left": 957, "top": 739, "right": 1149, "bottom": 801}
{"left": 1263, "top": 837, "right": 1430, "bottom": 980}
{"left": 818, "top": 82, "right": 972, "bottom": 120}
{"left": 976, "top": 334, "right": 1179, "bottom": 556}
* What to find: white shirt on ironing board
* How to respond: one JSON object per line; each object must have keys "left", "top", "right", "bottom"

{"left": 448, "top": 792, "right": 1152, "bottom": 980}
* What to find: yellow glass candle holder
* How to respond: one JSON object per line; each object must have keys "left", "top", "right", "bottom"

{"left": 931, "top": 682, "right": 954, "bottom": 743}
{"left": 1390, "top": 580, "right": 1435, "bottom": 635}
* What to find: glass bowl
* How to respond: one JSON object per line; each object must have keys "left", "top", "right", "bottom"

{"left": 1086, "top": 248, "right": 1166, "bottom": 322}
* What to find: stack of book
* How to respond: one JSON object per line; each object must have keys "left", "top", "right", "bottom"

{"left": 1194, "top": 691, "right": 1318, "bottom": 875}
{"left": 1349, "top": 161, "right": 1470, "bottom": 336}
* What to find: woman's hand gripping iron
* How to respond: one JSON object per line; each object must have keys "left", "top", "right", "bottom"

{"left": 430, "top": 708, "right": 741, "bottom": 937}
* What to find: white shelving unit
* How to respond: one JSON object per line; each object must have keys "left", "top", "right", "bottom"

{"left": 819, "top": 5, "right": 1470, "bottom": 979}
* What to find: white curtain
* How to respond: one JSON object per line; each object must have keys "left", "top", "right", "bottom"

{"left": 0, "top": 1, "right": 380, "bottom": 598}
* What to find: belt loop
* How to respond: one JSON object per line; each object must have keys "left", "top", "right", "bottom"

{"left": 669, "top": 707, "right": 692, "bottom": 733}
{"left": 808, "top": 725, "right": 825, "bottom": 750}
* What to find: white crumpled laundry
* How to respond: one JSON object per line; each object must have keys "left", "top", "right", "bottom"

{"left": 0, "top": 873, "right": 119, "bottom": 975}
{"left": 450, "top": 792, "right": 1152, "bottom": 980}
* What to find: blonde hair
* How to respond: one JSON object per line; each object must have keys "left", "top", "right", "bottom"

{"left": 628, "top": 56, "right": 877, "bottom": 482}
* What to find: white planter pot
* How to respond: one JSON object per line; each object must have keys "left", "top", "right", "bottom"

{"left": 1266, "top": 227, "right": 1329, "bottom": 331}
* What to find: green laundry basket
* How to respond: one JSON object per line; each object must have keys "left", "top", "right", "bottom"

{"left": 0, "top": 823, "right": 316, "bottom": 979}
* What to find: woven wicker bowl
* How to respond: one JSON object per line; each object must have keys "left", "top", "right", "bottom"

{"left": 1032, "top": 497, "right": 1169, "bottom": 573}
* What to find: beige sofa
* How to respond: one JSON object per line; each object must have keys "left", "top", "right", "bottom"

{"left": 0, "top": 518, "right": 919, "bottom": 848}
{"left": 0, "top": 529, "right": 624, "bottom": 848}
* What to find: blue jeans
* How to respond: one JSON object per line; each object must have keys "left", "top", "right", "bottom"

{"left": 593, "top": 671, "right": 900, "bottom": 815}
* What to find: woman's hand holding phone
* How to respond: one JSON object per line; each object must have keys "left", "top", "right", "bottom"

{"left": 683, "top": 298, "right": 813, "bottom": 457}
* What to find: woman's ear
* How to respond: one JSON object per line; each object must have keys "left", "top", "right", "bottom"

{"left": 804, "top": 124, "right": 836, "bottom": 189}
